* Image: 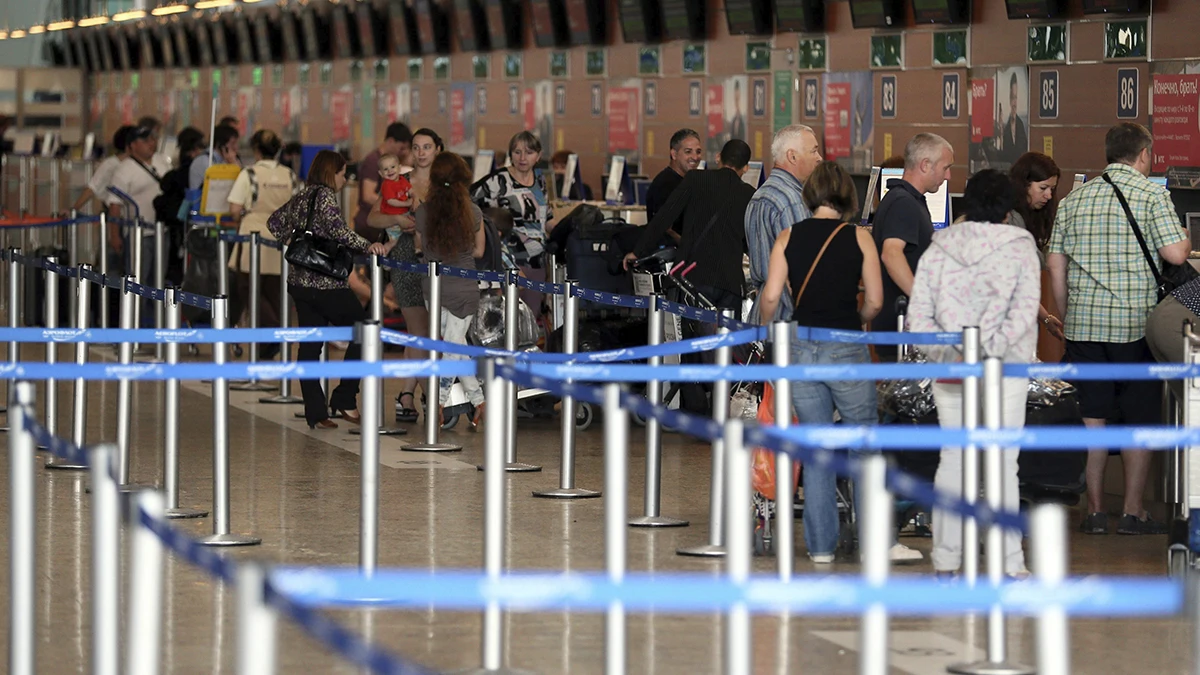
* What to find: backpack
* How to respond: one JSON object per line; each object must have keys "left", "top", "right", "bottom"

{"left": 474, "top": 211, "right": 508, "bottom": 274}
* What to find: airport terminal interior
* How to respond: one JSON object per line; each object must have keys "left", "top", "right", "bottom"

{"left": 3, "top": 0, "right": 1200, "bottom": 672}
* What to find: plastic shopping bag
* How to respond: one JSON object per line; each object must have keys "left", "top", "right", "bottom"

{"left": 749, "top": 383, "right": 800, "bottom": 501}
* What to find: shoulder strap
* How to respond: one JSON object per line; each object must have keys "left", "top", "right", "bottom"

{"left": 247, "top": 167, "right": 259, "bottom": 209}
{"left": 1101, "top": 173, "right": 1164, "bottom": 286}
{"left": 132, "top": 158, "right": 161, "bottom": 186}
{"left": 794, "top": 222, "right": 852, "bottom": 307}
{"left": 287, "top": 189, "right": 321, "bottom": 245}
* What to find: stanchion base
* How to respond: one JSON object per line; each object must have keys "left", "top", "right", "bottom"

{"left": 195, "top": 533, "right": 263, "bottom": 547}
{"left": 532, "top": 487, "right": 601, "bottom": 499}
{"left": 165, "top": 507, "right": 209, "bottom": 519}
{"left": 402, "top": 442, "right": 463, "bottom": 452}
{"left": 451, "top": 668, "right": 539, "bottom": 675}
{"left": 628, "top": 516, "right": 690, "bottom": 528}
{"left": 259, "top": 394, "right": 303, "bottom": 404}
{"left": 117, "top": 483, "right": 158, "bottom": 494}
{"left": 476, "top": 462, "right": 543, "bottom": 473}
{"left": 45, "top": 457, "right": 89, "bottom": 470}
{"left": 230, "top": 381, "right": 277, "bottom": 392}
{"left": 350, "top": 426, "right": 409, "bottom": 436}
{"left": 946, "top": 661, "right": 1035, "bottom": 675}
{"left": 676, "top": 543, "right": 727, "bottom": 558}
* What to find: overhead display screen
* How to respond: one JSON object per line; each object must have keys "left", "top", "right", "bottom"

{"left": 387, "top": 0, "right": 415, "bottom": 55}
{"left": 725, "top": 0, "right": 771, "bottom": 34}
{"left": 661, "top": 0, "right": 705, "bottom": 41}
{"left": 563, "top": 0, "right": 603, "bottom": 45}
{"left": 618, "top": 0, "right": 661, "bottom": 43}
{"left": 529, "top": 0, "right": 560, "bottom": 48}
{"left": 848, "top": 0, "right": 903, "bottom": 28}
{"left": 774, "top": 0, "right": 825, "bottom": 32}
{"left": 484, "top": 0, "right": 522, "bottom": 50}
{"left": 192, "top": 17, "right": 214, "bottom": 67}
{"left": 1081, "top": 0, "right": 1148, "bottom": 13}
{"left": 231, "top": 13, "right": 255, "bottom": 64}
{"left": 1004, "top": 0, "right": 1066, "bottom": 18}
{"left": 911, "top": 0, "right": 970, "bottom": 23}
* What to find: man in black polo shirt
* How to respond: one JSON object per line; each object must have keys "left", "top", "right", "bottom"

{"left": 645, "top": 128, "right": 703, "bottom": 239}
{"left": 871, "top": 133, "right": 955, "bottom": 360}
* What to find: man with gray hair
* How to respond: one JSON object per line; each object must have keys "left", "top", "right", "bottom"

{"left": 871, "top": 132, "right": 954, "bottom": 359}
{"left": 744, "top": 124, "right": 823, "bottom": 322}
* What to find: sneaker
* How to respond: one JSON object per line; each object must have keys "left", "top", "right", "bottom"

{"left": 1116, "top": 513, "right": 1168, "bottom": 535}
{"left": 934, "top": 570, "right": 958, "bottom": 584}
{"left": 809, "top": 553, "right": 835, "bottom": 564}
{"left": 1079, "top": 512, "right": 1109, "bottom": 535}
{"left": 889, "top": 543, "right": 924, "bottom": 562}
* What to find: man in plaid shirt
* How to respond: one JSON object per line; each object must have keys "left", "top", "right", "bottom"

{"left": 1047, "top": 122, "right": 1191, "bottom": 535}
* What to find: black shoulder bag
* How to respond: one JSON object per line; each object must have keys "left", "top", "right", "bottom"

{"left": 283, "top": 190, "right": 355, "bottom": 281}
{"left": 1102, "top": 173, "right": 1197, "bottom": 301}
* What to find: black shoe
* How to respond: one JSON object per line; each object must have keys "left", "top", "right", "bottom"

{"left": 1116, "top": 513, "right": 1168, "bottom": 535}
{"left": 259, "top": 344, "right": 280, "bottom": 361}
{"left": 1079, "top": 512, "right": 1108, "bottom": 535}
{"left": 394, "top": 392, "right": 419, "bottom": 423}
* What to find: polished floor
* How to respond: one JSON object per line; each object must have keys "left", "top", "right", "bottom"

{"left": 0, "top": 342, "right": 1194, "bottom": 674}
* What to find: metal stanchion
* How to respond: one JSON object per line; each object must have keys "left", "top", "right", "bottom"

{"left": 949, "top": 358, "right": 1032, "bottom": 675}
{"left": 236, "top": 563, "right": 278, "bottom": 675}
{"left": 723, "top": 418, "right": 751, "bottom": 675}
{"left": 132, "top": 216, "right": 144, "bottom": 330}
{"left": 232, "top": 233, "right": 276, "bottom": 392}
{"left": 533, "top": 280, "right": 598, "bottom": 497}
{"left": 860, "top": 455, "right": 892, "bottom": 675}
{"left": 359, "top": 319, "right": 382, "bottom": 574}
{"left": 772, "top": 321, "right": 794, "bottom": 578}
{"left": 3, "top": 248, "right": 20, "bottom": 428}
{"left": 259, "top": 242, "right": 302, "bottom": 405}
{"left": 46, "top": 263, "right": 91, "bottom": 470}
{"left": 352, "top": 255, "right": 406, "bottom": 437}
{"left": 18, "top": 156, "right": 29, "bottom": 217}
{"left": 197, "top": 295, "right": 262, "bottom": 548}
{"left": 217, "top": 231, "right": 229, "bottom": 298}
{"left": 42, "top": 256, "right": 60, "bottom": 443}
{"left": 403, "top": 261, "right": 461, "bottom": 452}
{"left": 127, "top": 491, "right": 165, "bottom": 675}
{"left": 961, "top": 326, "right": 982, "bottom": 585}
{"left": 678, "top": 308, "right": 735, "bottom": 556}
{"left": 68, "top": 208, "right": 79, "bottom": 321}
{"left": 49, "top": 156, "right": 62, "bottom": 216}
{"left": 162, "top": 288, "right": 207, "bottom": 518}
{"left": 630, "top": 295, "right": 686, "bottom": 527}
{"left": 98, "top": 213, "right": 110, "bottom": 329}
{"left": 501, "top": 270, "right": 539, "bottom": 472}
{"left": 115, "top": 277, "right": 140, "bottom": 487}
{"left": 8, "top": 382, "right": 35, "bottom": 675}
{"left": 153, "top": 221, "right": 166, "bottom": 361}
{"left": 460, "top": 359, "right": 536, "bottom": 675}
{"left": 603, "top": 383, "right": 628, "bottom": 675}
{"left": 1031, "top": 504, "right": 1068, "bottom": 675}
{"left": 91, "top": 443, "right": 120, "bottom": 675}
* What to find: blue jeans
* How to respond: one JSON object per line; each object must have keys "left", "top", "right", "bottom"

{"left": 789, "top": 338, "right": 878, "bottom": 556}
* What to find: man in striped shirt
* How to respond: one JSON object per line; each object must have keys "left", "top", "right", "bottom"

{"left": 745, "top": 125, "right": 822, "bottom": 323}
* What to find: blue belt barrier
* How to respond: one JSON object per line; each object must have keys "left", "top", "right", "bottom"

{"left": 268, "top": 568, "right": 1181, "bottom": 617}
{"left": 375, "top": 256, "right": 427, "bottom": 276}
{"left": 0, "top": 359, "right": 476, "bottom": 381}
{"left": 261, "top": 238, "right": 282, "bottom": 250}
{"left": 126, "top": 280, "right": 166, "bottom": 302}
{"left": 440, "top": 264, "right": 505, "bottom": 283}
{"left": 0, "top": 326, "right": 355, "bottom": 344}
{"left": 79, "top": 267, "right": 106, "bottom": 285}
{"left": 0, "top": 215, "right": 102, "bottom": 229}
{"left": 764, "top": 423, "right": 1200, "bottom": 453}
{"left": 218, "top": 231, "right": 253, "bottom": 244}
{"left": 799, "top": 326, "right": 963, "bottom": 346}
{"left": 518, "top": 362, "right": 984, "bottom": 383}
{"left": 516, "top": 275, "right": 565, "bottom": 295}
{"left": 572, "top": 285, "right": 651, "bottom": 309}
{"left": 176, "top": 290, "right": 214, "bottom": 311}
{"left": 1006, "top": 362, "right": 1199, "bottom": 381}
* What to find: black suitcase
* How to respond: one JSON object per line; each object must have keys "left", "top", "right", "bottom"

{"left": 1018, "top": 395, "right": 1086, "bottom": 503}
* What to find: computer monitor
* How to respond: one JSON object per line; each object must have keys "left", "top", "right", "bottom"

{"left": 473, "top": 149, "right": 495, "bottom": 184}
{"left": 697, "top": 160, "right": 707, "bottom": 170}
{"left": 1149, "top": 175, "right": 1169, "bottom": 190}
{"left": 1070, "top": 173, "right": 1087, "bottom": 194}
{"left": 605, "top": 155, "right": 628, "bottom": 203}
{"left": 880, "top": 168, "right": 949, "bottom": 228}
{"left": 560, "top": 153, "right": 579, "bottom": 200}
{"left": 742, "top": 160, "right": 764, "bottom": 188}
{"left": 633, "top": 178, "right": 652, "bottom": 205}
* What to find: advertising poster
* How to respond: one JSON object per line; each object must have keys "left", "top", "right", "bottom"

{"left": 449, "top": 83, "right": 477, "bottom": 156}
{"left": 1151, "top": 72, "right": 1200, "bottom": 184}
{"left": 387, "top": 85, "right": 411, "bottom": 125}
{"left": 705, "top": 75, "right": 748, "bottom": 161}
{"left": 524, "top": 80, "right": 554, "bottom": 145}
{"left": 606, "top": 82, "right": 641, "bottom": 165}
{"left": 824, "top": 72, "right": 873, "bottom": 172}
{"left": 331, "top": 88, "right": 353, "bottom": 143}
{"left": 282, "top": 86, "right": 300, "bottom": 137}
{"left": 968, "top": 66, "right": 1029, "bottom": 175}
{"left": 773, "top": 71, "right": 793, "bottom": 134}
{"left": 120, "top": 92, "right": 135, "bottom": 126}
{"left": 236, "top": 88, "right": 256, "bottom": 138}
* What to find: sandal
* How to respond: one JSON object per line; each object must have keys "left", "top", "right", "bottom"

{"left": 471, "top": 402, "right": 487, "bottom": 432}
{"left": 394, "top": 391, "right": 419, "bottom": 423}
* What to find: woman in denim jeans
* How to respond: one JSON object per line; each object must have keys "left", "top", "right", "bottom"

{"left": 757, "top": 161, "right": 914, "bottom": 564}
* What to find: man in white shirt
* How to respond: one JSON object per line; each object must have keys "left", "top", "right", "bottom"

{"left": 106, "top": 123, "right": 162, "bottom": 284}
{"left": 71, "top": 125, "right": 134, "bottom": 213}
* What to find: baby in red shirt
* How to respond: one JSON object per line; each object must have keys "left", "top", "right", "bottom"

{"left": 378, "top": 153, "right": 412, "bottom": 215}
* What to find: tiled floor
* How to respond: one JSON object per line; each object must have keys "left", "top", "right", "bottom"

{"left": 0, "top": 343, "right": 1193, "bottom": 674}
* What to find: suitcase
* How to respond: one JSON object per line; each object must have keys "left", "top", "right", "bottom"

{"left": 1017, "top": 394, "right": 1086, "bottom": 503}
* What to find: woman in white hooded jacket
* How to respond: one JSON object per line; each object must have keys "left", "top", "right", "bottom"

{"left": 907, "top": 169, "right": 1042, "bottom": 578}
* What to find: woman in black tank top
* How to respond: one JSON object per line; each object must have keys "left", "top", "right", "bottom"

{"left": 756, "top": 161, "right": 905, "bottom": 564}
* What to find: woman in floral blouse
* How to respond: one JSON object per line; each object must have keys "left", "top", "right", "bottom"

{"left": 267, "top": 150, "right": 387, "bottom": 430}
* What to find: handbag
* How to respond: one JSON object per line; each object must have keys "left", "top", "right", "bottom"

{"left": 283, "top": 189, "right": 355, "bottom": 281}
{"left": 1102, "top": 173, "right": 1198, "bottom": 301}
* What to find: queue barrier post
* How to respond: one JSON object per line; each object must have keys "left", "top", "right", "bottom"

{"left": 604, "top": 383, "right": 628, "bottom": 675}
{"left": 678, "top": 307, "right": 735, "bottom": 556}
{"left": 197, "top": 294, "right": 262, "bottom": 548}
{"left": 90, "top": 443, "right": 121, "bottom": 675}
{"left": 115, "top": 276, "right": 139, "bottom": 487}
{"left": 237, "top": 563, "right": 278, "bottom": 675}
{"left": 961, "top": 326, "right": 982, "bottom": 586}
{"left": 131, "top": 215, "right": 143, "bottom": 334}
{"left": 860, "top": 454, "right": 892, "bottom": 675}
{"left": 772, "top": 320, "right": 794, "bottom": 580}
{"left": 8, "top": 382, "right": 35, "bottom": 675}
{"left": 162, "top": 287, "right": 207, "bottom": 519}
{"left": 5, "top": 248, "right": 20, "bottom": 428}
{"left": 533, "top": 280, "right": 598, "bottom": 498}
{"left": 18, "top": 156, "right": 28, "bottom": 217}
{"left": 46, "top": 262, "right": 91, "bottom": 470}
{"left": 494, "top": 269, "right": 538, "bottom": 472}
{"left": 67, "top": 208, "right": 78, "bottom": 321}
{"left": 217, "top": 230, "right": 229, "bottom": 298}
{"left": 127, "top": 490, "right": 166, "bottom": 675}
{"left": 153, "top": 220, "right": 166, "bottom": 362}
{"left": 98, "top": 213, "right": 109, "bottom": 329}
{"left": 949, "top": 357, "right": 1033, "bottom": 675}
{"left": 403, "top": 261, "right": 461, "bottom": 453}
{"left": 231, "top": 233, "right": 276, "bottom": 392}
{"left": 359, "top": 319, "right": 382, "bottom": 574}
{"left": 1031, "top": 504, "right": 1069, "bottom": 675}
{"left": 352, "top": 255, "right": 406, "bottom": 437}
{"left": 259, "top": 241, "right": 303, "bottom": 405}
{"left": 41, "top": 256, "right": 59, "bottom": 444}
{"left": 629, "top": 294, "right": 686, "bottom": 528}
{"left": 723, "top": 417, "right": 751, "bottom": 675}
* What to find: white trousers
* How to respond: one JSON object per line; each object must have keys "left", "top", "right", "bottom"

{"left": 438, "top": 311, "right": 485, "bottom": 407}
{"left": 931, "top": 378, "right": 1029, "bottom": 576}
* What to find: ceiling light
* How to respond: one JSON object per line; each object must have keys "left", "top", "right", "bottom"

{"left": 151, "top": 4, "right": 190, "bottom": 16}
{"left": 47, "top": 20, "right": 77, "bottom": 31}
{"left": 112, "top": 9, "right": 147, "bottom": 21}
{"left": 77, "top": 16, "right": 111, "bottom": 27}
{"left": 27, "top": 25, "right": 46, "bottom": 34}
{"left": 193, "top": 0, "right": 235, "bottom": 8}
{"left": 9, "top": 29, "right": 27, "bottom": 39}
